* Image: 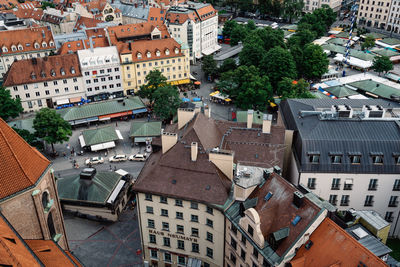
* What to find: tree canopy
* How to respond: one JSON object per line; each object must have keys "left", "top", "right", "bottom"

{"left": 302, "top": 43, "right": 329, "bottom": 81}
{"left": 153, "top": 85, "right": 181, "bottom": 121}
{"left": 361, "top": 35, "right": 376, "bottom": 50}
{"left": 277, "top": 78, "right": 314, "bottom": 99}
{"left": 138, "top": 70, "right": 167, "bottom": 106}
{"left": 201, "top": 55, "right": 218, "bottom": 79}
{"left": 219, "top": 58, "right": 237, "bottom": 73}
{"left": 0, "top": 87, "right": 23, "bottom": 121}
{"left": 299, "top": 5, "right": 336, "bottom": 38}
{"left": 33, "top": 108, "right": 72, "bottom": 153}
{"left": 372, "top": 56, "right": 393, "bottom": 75}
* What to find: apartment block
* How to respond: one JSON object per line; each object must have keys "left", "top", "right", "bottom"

{"left": 0, "top": 26, "right": 56, "bottom": 79}
{"left": 166, "top": 1, "right": 220, "bottom": 61}
{"left": 303, "top": 0, "right": 341, "bottom": 13}
{"left": 280, "top": 99, "right": 400, "bottom": 237}
{"left": 3, "top": 54, "right": 84, "bottom": 112}
{"left": 357, "top": 0, "right": 391, "bottom": 29}
{"left": 77, "top": 45, "right": 124, "bottom": 102}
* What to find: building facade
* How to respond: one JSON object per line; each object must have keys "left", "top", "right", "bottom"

{"left": 357, "top": 0, "right": 391, "bottom": 29}
{"left": 166, "top": 2, "right": 219, "bottom": 62}
{"left": 303, "top": 0, "right": 341, "bottom": 13}
{"left": 0, "top": 26, "right": 56, "bottom": 79}
{"left": 280, "top": 99, "right": 400, "bottom": 237}
{"left": 3, "top": 53, "right": 84, "bottom": 112}
{"left": 77, "top": 45, "right": 124, "bottom": 101}
{"left": 0, "top": 118, "right": 69, "bottom": 250}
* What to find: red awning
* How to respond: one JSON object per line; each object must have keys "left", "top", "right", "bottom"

{"left": 98, "top": 111, "right": 131, "bottom": 119}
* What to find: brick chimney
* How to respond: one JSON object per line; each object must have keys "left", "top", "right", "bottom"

{"left": 177, "top": 108, "right": 195, "bottom": 129}
{"left": 191, "top": 142, "right": 198, "bottom": 161}
{"left": 247, "top": 109, "right": 254, "bottom": 129}
{"left": 161, "top": 132, "right": 177, "bottom": 154}
{"left": 262, "top": 114, "right": 272, "bottom": 134}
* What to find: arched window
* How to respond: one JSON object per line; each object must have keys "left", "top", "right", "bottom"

{"left": 146, "top": 51, "right": 151, "bottom": 58}
{"left": 137, "top": 52, "right": 142, "bottom": 59}
{"left": 165, "top": 49, "right": 170, "bottom": 55}
{"left": 2, "top": 46, "right": 8, "bottom": 52}
{"left": 49, "top": 41, "right": 54, "bottom": 47}
{"left": 11, "top": 45, "right": 16, "bottom": 52}
{"left": 42, "top": 42, "right": 47, "bottom": 48}
{"left": 156, "top": 50, "right": 160, "bottom": 57}
{"left": 34, "top": 42, "right": 40, "bottom": 49}
{"left": 175, "top": 48, "right": 179, "bottom": 54}
{"left": 42, "top": 191, "right": 49, "bottom": 210}
{"left": 47, "top": 212, "right": 56, "bottom": 238}
{"left": 18, "top": 44, "right": 23, "bottom": 51}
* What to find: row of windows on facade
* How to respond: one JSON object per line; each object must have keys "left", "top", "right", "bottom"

{"left": 126, "top": 66, "right": 183, "bottom": 78}
{"left": 29, "top": 67, "right": 77, "bottom": 80}
{"left": 13, "top": 78, "right": 79, "bottom": 91}
{"left": 2, "top": 41, "right": 54, "bottom": 53}
{"left": 359, "top": 4, "right": 389, "bottom": 12}
{"left": 84, "top": 68, "right": 119, "bottom": 76}
{"left": 228, "top": 224, "right": 271, "bottom": 267}
{"left": 87, "top": 84, "right": 121, "bottom": 91}
{"left": 149, "top": 250, "right": 211, "bottom": 267}
{"left": 127, "top": 73, "right": 187, "bottom": 86}
{"left": 16, "top": 86, "right": 81, "bottom": 99}
{"left": 132, "top": 48, "right": 180, "bottom": 60}
{"left": 2, "top": 52, "right": 49, "bottom": 66}
{"left": 145, "top": 194, "right": 214, "bottom": 214}
{"left": 125, "top": 58, "right": 183, "bottom": 68}
{"left": 307, "top": 178, "right": 400, "bottom": 191}
{"left": 360, "top": 0, "right": 389, "bottom": 6}
{"left": 147, "top": 210, "right": 214, "bottom": 227}
{"left": 359, "top": 12, "right": 387, "bottom": 19}
{"left": 86, "top": 75, "right": 120, "bottom": 84}
{"left": 327, "top": 194, "right": 399, "bottom": 209}
{"left": 149, "top": 230, "right": 214, "bottom": 248}
{"left": 308, "top": 154, "right": 399, "bottom": 165}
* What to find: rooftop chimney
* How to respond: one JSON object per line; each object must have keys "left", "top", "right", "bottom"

{"left": 247, "top": 109, "right": 254, "bottom": 129}
{"left": 178, "top": 108, "right": 195, "bottom": 129}
{"left": 209, "top": 148, "right": 234, "bottom": 180}
{"left": 293, "top": 191, "right": 304, "bottom": 208}
{"left": 204, "top": 105, "right": 211, "bottom": 118}
{"left": 89, "top": 36, "right": 94, "bottom": 52}
{"left": 80, "top": 168, "right": 96, "bottom": 180}
{"left": 161, "top": 132, "right": 178, "bottom": 154}
{"left": 262, "top": 114, "right": 272, "bottom": 134}
{"left": 191, "top": 142, "right": 198, "bottom": 161}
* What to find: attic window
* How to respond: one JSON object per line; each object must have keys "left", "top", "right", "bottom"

{"left": 18, "top": 44, "right": 23, "bottom": 51}
{"left": 137, "top": 52, "right": 142, "bottom": 59}
{"left": 350, "top": 154, "right": 361, "bottom": 164}
{"left": 60, "top": 68, "right": 65, "bottom": 75}
{"left": 308, "top": 153, "right": 320, "bottom": 164}
{"left": 175, "top": 47, "right": 179, "bottom": 54}
{"left": 49, "top": 41, "right": 54, "bottom": 47}
{"left": 165, "top": 49, "right": 170, "bottom": 55}
{"left": 11, "top": 45, "right": 16, "bottom": 51}
{"left": 31, "top": 72, "right": 36, "bottom": 79}
{"left": 41, "top": 71, "right": 46, "bottom": 78}
{"left": 42, "top": 42, "right": 47, "bottom": 48}
{"left": 372, "top": 155, "right": 383, "bottom": 164}
{"left": 2, "top": 46, "right": 7, "bottom": 52}
{"left": 331, "top": 155, "right": 342, "bottom": 164}
{"left": 264, "top": 192, "right": 273, "bottom": 202}
{"left": 156, "top": 50, "right": 161, "bottom": 57}
{"left": 147, "top": 51, "right": 151, "bottom": 58}
{"left": 4, "top": 237, "right": 16, "bottom": 244}
{"left": 71, "top": 67, "right": 75, "bottom": 74}
{"left": 50, "top": 69, "right": 56, "bottom": 77}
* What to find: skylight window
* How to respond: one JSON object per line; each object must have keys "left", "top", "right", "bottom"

{"left": 292, "top": 215, "right": 301, "bottom": 226}
{"left": 264, "top": 192, "right": 273, "bottom": 202}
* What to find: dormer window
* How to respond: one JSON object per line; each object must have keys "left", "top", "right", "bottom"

{"left": 147, "top": 51, "right": 151, "bottom": 58}
{"left": 42, "top": 42, "right": 47, "bottom": 48}
{"left": 371, "top": 153, "right": 384, "bottom": 164}
{"left": 330, "top": 154, "right": 342, "bottom": 164}
{"left": 175, "top": 48, "right": 179, "bottom": 54}
{"left": 308, "top": 152, "right": 320, "bottom": 164}
{"left": 11, "top": 45, "right": 16, "bottom": 52}
{"left": 137, "top": 52, "right": 142, "bottom": 59}
{"left": 18, "top": 44, "right": 23, "bottom": 51}
{"left": 71, "top": 67, "right": 75, "bottom": 74}
{"left": 2, "top": 46, "right": 7, "bottom": 52}
{"left": 49, "top": 41, "right": 54, "bottom": 47}
{"left": 41, "top": 71, "right": 46, "bottom": 77}
{"left": 156, "top": 50, "right": 161, "bottom": 57}
{"left": 34, "top": 42, "right": 40, "bottom": 49}
{"left": 349, "top": 153, "right": 361, "bottom": 164}
{"left": 60, "top": 68, "right": 65, "bottom": 75}
{"left": 165, "top": 49, "right": 170, "bottom": 55}
{"left": 50, "top": 69, "right": 56, "bottom": 77}
{"left": 31, "top": 72, "right": 36, "bottom": 79}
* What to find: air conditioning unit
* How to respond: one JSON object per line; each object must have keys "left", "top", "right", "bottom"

{"left": 331, "top": 105, "right": 353, "bottom": 118}
{"left": 362, "top": 105, "right": 385, "bottom": 118}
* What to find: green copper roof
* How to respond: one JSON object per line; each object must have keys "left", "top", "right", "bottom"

{"left": 57, "top": 172, "right": 122, "bottom": 204}
{"left": 348, "top": 80, "right": 400, "bottom": 99}
{"left": 82, "top": 126, "right": 119, "bottom": 146}
{"left": 379, "top": 37, "right": 400, "bottom": 45}
{"left": 322, "top": 44, "right": 374, "bottom": 61}
{"left": 58, "top": 97, "right": 145, "bottom": 122}
{"left": 130, "top": 121, "right": 162, "bottom": 137}
{"left": 324, "top": 85, "right": 359, "bottom": 98}
{"left": 373, "top": 48, "right": 400, "bottom": 57}
{"left": 7, "top": 117, "right": 35, "bottom": 133}
{"left": 237, "top": 110, "right": 265, "bottom": 125}
{"left": 327, "top": 38, "right": 347, "bottom": 46}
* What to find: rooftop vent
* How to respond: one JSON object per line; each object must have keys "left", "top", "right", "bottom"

{"left": 172, "top": 179, "right": 176, "bottom": 184}
{"left": 80, "top": 168, "right": 96, "bottom": 180}
{"left": 273, "top": 166, "right": 281, "bottom": 175}
{"left": 293, "top": 191, "right": 304, "bottom": 208}
{"left": 352, "top": 227, "right": 369, "bottom": 240}
{"left": 263, "top": 169, "right": 271, "bottom": 180}
{"left": 291, "top": 215, "right": 302, "bottom": 226}
{"left": 305, "top": 240, "right": 313, "bottom": 250}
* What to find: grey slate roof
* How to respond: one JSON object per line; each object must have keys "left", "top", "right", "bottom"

{"left": 346, "top": 224, "right": 392, "bottom": 257}
{"left": 111, "top": 1, "right": 149, "bottom": 20}
{"left": 280, "top": 99, "right": 400, "bottom": 174}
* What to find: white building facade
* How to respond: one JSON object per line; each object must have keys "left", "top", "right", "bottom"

{"left": 77, "top": 45, "right": 124, "bottom": 102}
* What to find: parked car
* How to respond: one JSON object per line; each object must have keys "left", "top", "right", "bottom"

{"left": 129, "top": 154, "right": 147, "bottom": 162}
{"left": 109, "top": 154, "right": 127, "bottom": 162}
{"left": 85, "top": 156, "right": 104, "bottom": 165}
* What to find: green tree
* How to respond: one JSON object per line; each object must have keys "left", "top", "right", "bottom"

{"left": 288, "top": 29, "right": 316, "bottom": 48}
{"left": 302, "top": 43, "right": 329, "bottom": 81}
{"left": 222, "top": 20, "right": 238, "bottom": 38}
{"left": 33, "top": 108, "right": 72, "bottom": 153}
{"left": 290, "top": 45, "right": 305, "bottom": 78}
{"left": 202, "top": 55, "right": 218, "bottom": 79}
{"left": 0, "top": 86, "right": 23, "bottom": 121}
{"left": 153, "top": 85, "right": 181, "bottom": 121}
{"left": 361, "top": 35, "right": 376, "bottom": 50}
{"left": 277, "top": 78, "right": 313, "bottom": 99}
{"left": 230, "top": 24, "right": 248, "bottom": 45}
{"left": 41, "top": 1, "right": 55, "bottom": 9}
{"left": 372, "top": 56, "right": 393, "bottom": 76}
{"left": 139, "top": 70, "right": 167, "bottom": 106}
{"left": 261, "top": 46, "right": 297, "bottom": 90}
{"left": 12, "top": 127, "right": 43, "bottom": 149}
{"left": 282, "top": 0, "right": 304, "bottom": 23}
{"left": 299, "top": 6, "right": 337, "bottom": 37}
{"left": 219, "top": 58, "right": 237, "bottom": 73}
{"left": 246, "top": 20, "right": 257, "bottom": 31}
{"left": 239, "top": 36, "right": 265, "bottom": 67}
{"left": 256, "top": 27, "right": 286, "bottom": 51}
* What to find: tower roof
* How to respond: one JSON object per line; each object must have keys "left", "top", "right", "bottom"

{"left": 0, "top": 118, "right": 50, "bottom": 200}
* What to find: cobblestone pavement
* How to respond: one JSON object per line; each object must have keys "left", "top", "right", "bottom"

{"left": 65, "top": 208, "right": 143, "bottom": 267}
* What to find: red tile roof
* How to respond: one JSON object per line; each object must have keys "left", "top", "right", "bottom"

{"left": 82, "top": 0, "right": 107, "bottom": 13}
{"left": 0, "top": 213, "right": 41, "bottom": 266}
{"left": 195, "top": 4, "right": 217, "bottom": 20}
{"left": 166, "top": 10, "right": 199, "bottom": 24}
{"left": 119, "top": 37, "right": 184, "bottom": 62}
{"left": 58, "top": 37, "right": 109, "bottom": 55}
{"left": 148, "top": 7, "right": 166, "bottom": 24}
{"left": 0, "top": 118, "right": 50, "bottom": 200}
{"left": 25, "top": 240, "right": 82, "bottom": 266}
{"left": 291, "top": 218, "right": 387, "bottom": 267}
{"left": 0, "top": 26, "right": 54, "bottom": 56}
{"left": 74, "top": 16, "right": 102, "bottom": 30}
{"left": 108, "top": 22, "right": 170, "bottom": 43}
{"left": 4, "top": 53, "right": 81, "bottom": 86}
{"left": 12, "top": 8, "right": 43, "bottom": 20}
{"left": 85, "top": 28, "right": 106, "bottom": 38}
